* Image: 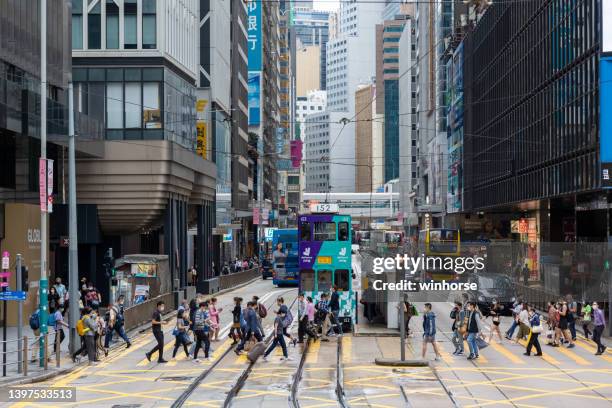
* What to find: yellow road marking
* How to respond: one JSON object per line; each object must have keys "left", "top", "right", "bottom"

{"left": 516, "top": 339, "right": 561, "bottom": 365}
{"left": 342, "top": 336, "right": 352, "bottom": 363}
{"left": 137, "top": 337, "right": 175, "bottom": 366}
{"left": 574, "top": 338, "right": 612, "bottom": 363}
{"left": 305, "top": 338, "right": 321, "bottom": 363}
{"left": 488, "top": 341, "right": 525, "bottom": 364}
{"left": 554, "top": 344, "right": 591, "bottom": 366}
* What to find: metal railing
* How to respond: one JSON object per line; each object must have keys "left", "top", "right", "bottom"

{"left": 218, "top": 268, "right": 260, "bottom": 291}
{"left": 1, "top": 329, "right": 64, "bottom": 378}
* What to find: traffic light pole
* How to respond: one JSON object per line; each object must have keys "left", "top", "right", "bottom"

{"left": 68, "top": 81, "right": 80, "bottom": 355}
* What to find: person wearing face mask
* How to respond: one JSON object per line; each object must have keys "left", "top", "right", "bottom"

{"left": 104, "top": 295, "right": 131, "bottom": 353}
{"left": 83, "top": 307, "right": 99, "bottom": 365}
{"left": 53, "top": 277, "right": 67, "bottom": 309}
{"left": 145, "top": 301, "right": 168, "bottom": 363}
{"left": 592, "top": 302, "right": 607, "bottom": 356}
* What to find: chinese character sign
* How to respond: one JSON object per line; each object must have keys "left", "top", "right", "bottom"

{"left": 601, "top": 57, "right": 612, "bottom": 188}
{"left": 290, "top": 140, "right": 303, "bottom": 168}
{"left": 247, "top": 0, "right": 262, "bottom": 71}
{"left": 196, "top": 121, "right": 207, "bottom": 160}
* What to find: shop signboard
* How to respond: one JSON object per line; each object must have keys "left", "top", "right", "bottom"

{"left": 600, "top": 5, "right": 612, "bottom": 187}
{"left": 248, "top": 72, "right": 261, "bottom": 126}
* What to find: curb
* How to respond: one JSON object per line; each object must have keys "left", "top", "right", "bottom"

{"left": 374, "top": 358, "right": 429, "bottom": 367}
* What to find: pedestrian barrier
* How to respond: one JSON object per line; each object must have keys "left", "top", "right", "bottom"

{"left": 218, "top": 267, "right": 260, "bottom": 291}
{"left": 123, "top": 292, "right": 177, "bottom": 331}
{"left": 515, "top": 284, "right": 558, "bottom": 311}
{"left": 0, "top": 329, "right": 63, "bottom": 378}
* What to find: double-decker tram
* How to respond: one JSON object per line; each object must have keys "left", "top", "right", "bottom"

{"left": 417, "top": 228, "right": 461, "bottom": 281}
{"left": 271, "top": 228, "right": 299, "bottom": 286}
{"left": 298, "top": 204, "right": 355, "bottom": 328}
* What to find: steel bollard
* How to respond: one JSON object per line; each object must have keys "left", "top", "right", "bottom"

{"left": 43, "top": 334, "right": 48, "bottom": 371}
{"left": 55, "top": 331, "right": 61, "bottom": 368}
{"left": 23, "top": 336, "right": 28, "bottom": 376}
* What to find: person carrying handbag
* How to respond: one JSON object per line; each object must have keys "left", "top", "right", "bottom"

{"left": 524, "top": 306, "right": 543, "bottom": 356}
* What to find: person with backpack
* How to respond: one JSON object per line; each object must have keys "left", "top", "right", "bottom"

{"left": 450, "top": 301, "right": 465, "bottom": 355}
{"left": 556, "top": 300, "right": 575, "bottom": 348}
{"left": 581, "top": 301, "right": 592, "bottom": 340}
{"left": 316, "top": 293, "right": 331, "bottom": 341}
{"left": 192, "top": 301, "right": 212, "bottom": 362}
{"left": 546, "top": 301, "right": 559, "bottom": 346}
{"left": 50, "top": 306, "right": 68, "bottom": 354}
{"left": 262, "top": 309, "right": 292, "bottom": 362}
{"left": 73, "top": 307, "right": 98, "bottom": 365}
{"left": 28, "top": 309, "right": 42, "bottom": 363}
{"left": 276, "top": 297, "right": 297, "bottom": 346}
{"left": 235, "top": 301, "right": 263, "bottom": 354}
{"left": 229, "top": 297, "right": 243, "bottom": 344}
{"left": 104, "top": 295, "right": 131, "bottom": 352}
{"left": 421, "top": 303, "right": 441, "bottom": 361}
{"left": 252, "top": 295, "right": 267, "bottom": 334}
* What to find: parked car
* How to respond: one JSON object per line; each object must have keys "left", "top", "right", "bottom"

{"left": 464, "top": 273, "right": 517, "bottom": 316}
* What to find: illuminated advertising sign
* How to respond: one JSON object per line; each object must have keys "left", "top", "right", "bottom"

{"left": 603, "top": 0, "right": 612, "bottom": 54}
{"left": 247, "top": 0, "right": 262, "bottom": 71}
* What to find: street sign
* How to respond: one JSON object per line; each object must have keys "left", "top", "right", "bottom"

{"left": 212, "top": 227, "right": 228, "bottom": 235}
{"left": 60, "top": 237, "right": 70, "bottom": 247}
{"left": 309, "top": 203, "right": 339, "bottom": 213}
{"left": 0, "top": 291, "right": 26, "bottom": 301}
{"left": 0, "top": 272, "right": 10, "bottom": 278}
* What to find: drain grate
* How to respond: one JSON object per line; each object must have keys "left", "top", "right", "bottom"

{"left": 111, "top": 405, "right": 142, "bottom": 408}
{"left": 158, "top": 376, "right": 194, "bottom": 382}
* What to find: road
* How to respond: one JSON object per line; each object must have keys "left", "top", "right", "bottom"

{"left": 2, "top": 274, "right": 611, "bottom": 408}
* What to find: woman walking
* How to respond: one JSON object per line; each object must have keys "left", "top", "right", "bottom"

{"left": 524, "top": 306, "right": 543, "bottom": 356}
{"left": 209, "top": 297, "right": 222, "bottom": 342}
{"left": 172, "top": 309, "right": 192, "bottom": 359}
{"left": 229, "top": 297, "right": 243, "bottom": 344}
{"left": 487, "top": 301, "right": 503, "bottom": 344}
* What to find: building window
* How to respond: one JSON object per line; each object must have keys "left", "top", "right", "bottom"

{"left": 88, "top": 1, "right": 102, "bottom": 49}
{"left": 125, "top": 82, "right": 141, "bottom": 128}
{"left": 124, "top": 0, "right": 137, "bottom": 49}
{"left": 143, "top": 82, "right": 161, "bottom": 128}
{"left": 107, "top": 82, "right": 123, "bottom": 129}
{"left": 72, "top": 0, "right": 83, "bottom": 49}
{"left": 142, "top": 0, "right": 157, "bottom": 49}
{"left": 106, "top": 0, "right": 119, "bottom": 49}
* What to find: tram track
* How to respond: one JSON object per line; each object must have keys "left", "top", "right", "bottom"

{"left": 222, "top": 295, "right": 299, "bottom": 407}
{"left": 170, "top": 288, "right": 296, "bottom": 408}
{"left": 336, "top": 335, "right": 349, "bottom": 408}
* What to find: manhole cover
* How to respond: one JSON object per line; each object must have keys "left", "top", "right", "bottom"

{"left": 158, "top": 376, "right": 194, "bottom": 382}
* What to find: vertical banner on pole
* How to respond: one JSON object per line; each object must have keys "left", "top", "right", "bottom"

{"left": 39, "top": 159, "right": 47, "bottom": 212}
{"left": 46, "top": 159, "right": 53, "bottom": 213}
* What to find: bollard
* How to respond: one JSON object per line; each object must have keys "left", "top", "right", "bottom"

{"left": 55, "top": 331, "right": 61, "bottom": 368}
{"left": 43, "top": 334, "right": 48, "bottom": 370}
{"left": 23, "top": 336, "right": 28, "bottom": 376}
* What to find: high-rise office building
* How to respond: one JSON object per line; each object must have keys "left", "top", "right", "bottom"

{"left": 71, "top": 0, "right": 217, "bottom": 289}
{"left": 293, "top": 7, "right": 329, "bottom": 90}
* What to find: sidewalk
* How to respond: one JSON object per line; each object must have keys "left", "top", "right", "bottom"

{"left": 0, "top": 325, "right": 74, "bottom": 386}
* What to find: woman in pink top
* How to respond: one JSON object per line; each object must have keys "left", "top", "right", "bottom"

{"left": 209, "top": 297, "right": 222, "bottom": 341}
{"left": 306, "top": 297, "right": 315, "bottom": 322}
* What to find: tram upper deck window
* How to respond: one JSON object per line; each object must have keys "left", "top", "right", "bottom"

{"left": 318, "top": 270, "right": 332, "bottom": 293}
{"left": 334, "top": 269, "right": 350, "bottom": 291}
{"left": 314, "top": 222, "right": 336, "bottom": 241}
{"left": 338, "top": 222, "right": 349, "bottom": 241}
{"left": 300, "top": 222, "right": 311, "bottom": 241}
{"left": 300, "top": 269, "right": 315, "bottom": 291}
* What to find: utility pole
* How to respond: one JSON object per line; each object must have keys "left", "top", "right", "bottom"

{"left": 38, "top": 0, "right": 49, "bottom": 367}
{"left": 16, "top": 254, "right": 23, "bottom": 374}
{"left": 67, "top": 81, "right": 80, "bottom": 354}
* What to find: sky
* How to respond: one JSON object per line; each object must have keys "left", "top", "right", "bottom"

{"left": 314, "top": 0, "right": 339, "bottom": 11}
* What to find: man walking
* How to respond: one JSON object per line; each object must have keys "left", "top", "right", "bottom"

{"left": 54, "top": 277, "right": 67, "bottom": 310}
{"left": 566, "top": 294, "right": 578, "bottom": 341}
{"left": 145, "top": 301, "right": 168, "bottom": 363}
{"left": 83, "top": 307, "right": 99, "bottom": 365}
{"left": 105, "top": 295, "right": 131, "bottom": 352}
{"left": 466, "top": 302, "right": 483, "bottom": 360}
{"left": 421, "top": 303, "right": 441, "bottom": 361}
{"left": 193, "top": 301, "right": 212, "bottom": 362}
{"left": 235, "top": 301, "right": 263, "bottom": 354}
{"left": 263, "top": 309, "right": 291, "bottom": 362}
{"left": 505, "top": 300, "right": 523, "bottom": 340}
{"left": 592, "top": 302, "right": 607, "bottom": 355}
{"left": 297, "top": 293, "right": 307, "bottom": 343}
